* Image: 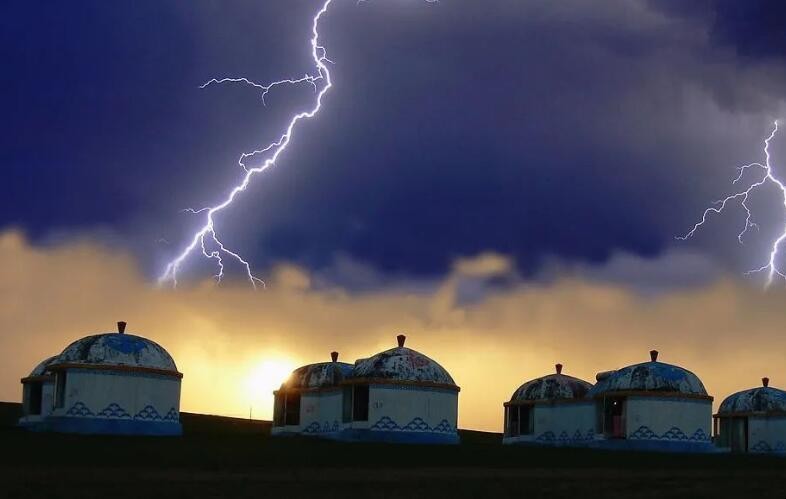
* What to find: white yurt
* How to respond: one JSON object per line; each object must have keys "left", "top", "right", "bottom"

{"left": 503, "top": 364, "right": 594, "bottom": 446}
{"left": 271, "top": 352, "right": 354, "bottom": 437}
{"left": 715, "top": 377, "right": 786, "bottom": 454}
{"left": 341, "top": 334, "right": 459, "bottom": 444}
{"left": 588, "top": 350, "right": 714, "bottom": 452}
{"left": 18, "top": 356, "right": 59, "bottom": 427}
{"left": 19, "top": 321, "right": 183, "bottom": 436}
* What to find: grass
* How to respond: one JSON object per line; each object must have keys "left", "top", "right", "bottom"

{"left": 1, "top": 402, "right": 785, "bottom": 499}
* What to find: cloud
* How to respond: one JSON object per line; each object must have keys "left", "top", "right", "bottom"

{"left": 3, "top": 230, "right": 786, "bottom": 432}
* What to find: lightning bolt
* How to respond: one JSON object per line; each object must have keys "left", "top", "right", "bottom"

{"left": 158, "top": 0, "right": 335, "bottom": 288}
{"left": 678, "top": 121, "right": 786, "bottom": 288}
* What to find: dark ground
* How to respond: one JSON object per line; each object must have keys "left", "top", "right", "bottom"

{"left": 1, "top": 402, "right": 785, "bottom": 499}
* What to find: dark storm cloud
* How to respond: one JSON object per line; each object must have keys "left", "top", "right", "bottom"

{"left": 2, "top": 0, "right": 786, "bottom": 285}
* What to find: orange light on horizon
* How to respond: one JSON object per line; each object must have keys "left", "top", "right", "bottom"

{"left": 244, "top": 357, "right": 298, "bottom": 420}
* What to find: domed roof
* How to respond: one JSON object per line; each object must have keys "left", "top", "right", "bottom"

{"left": 718, "top": 378, "right": 786, "bottom": 415}
{"left": 53, "top": 322, "right": 178, "bottom": 373}
{"left": 510, "top": 364, "right": 592, "bottom": 402}
{"left": 351, "top": 335, "right": 457, "bottom": 387}
{"left": 29, "top": 355, "right": 59, "bottom": 377}
{"left": 589, "top": 350, "right": 708, "bottom": 397}
{"left": 281, "top": 353, "right": 354, "bottom": 391}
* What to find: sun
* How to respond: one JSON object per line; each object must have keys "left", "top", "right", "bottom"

{"left": 244, "top": 357, "right": 297, "bottom": 419}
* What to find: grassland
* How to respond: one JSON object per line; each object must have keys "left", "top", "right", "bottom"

{"left": 1, "top": 402, "right": 785, "bottom": 499}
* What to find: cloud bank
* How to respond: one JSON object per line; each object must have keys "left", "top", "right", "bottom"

{"left": 3, "top": 230, "right": 785, "bottom": 432}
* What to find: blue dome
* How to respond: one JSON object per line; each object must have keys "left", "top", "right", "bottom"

{"left": 510, "top": 371, "right": 592, "bottom": 402}
{"left": 281, "top": 361, "right": 354, "bottom": 390}
{"left": 589, "top": 352, "right": 707, "bottom": 397}
{"left": 719, "top": 381, "right": 786, "bottom": 415}
{"left": 351, "top": 335, "right": 456, "bottom": 387}
{"left": 54, "top": 332, "right": 178, "bottom": 373}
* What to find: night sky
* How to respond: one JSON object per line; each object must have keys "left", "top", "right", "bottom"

{"left": 3, "top": 1, "right": 786, "bottom": 427}
{"left": 4, "top": 0, "right": 786, "bottom": 288}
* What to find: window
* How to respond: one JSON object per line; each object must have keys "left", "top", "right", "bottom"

{"left": 55, "top": 372, "right": 67, "bottom": 408}
{"left": 342, "top": 386, "right": 353, "bottom": 423}
{"left": 273, "top": 393, "right": 285, "bottom": 427}
{"left": 284, "top": 392, "right": 301, "bottom": 426}
{"left": 352, "top": 385, "right": 369, "bottom": 422}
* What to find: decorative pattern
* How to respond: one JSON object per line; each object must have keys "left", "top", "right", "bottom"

{"left": 66, "top": 401, "right": 94, "bottom": 417}
{"left": 163, "top": 408, "right": 179, "bottom": 422}
{"left": 369, "top": 416, "right": 455, "bottom": 433}
{"left": 535, "top": 429, "right": 595, "bottom": 443}
{"left": 629, "top": 426, "right": 710, "bottom": 442}
{"left": 134, "top": 405, "right": 162, "bottom": 421}
{"left": 97, "top": 403, "right": 131, "bottom": 418}
{"left": 750, "top": 440, "right": 786, "bottom": 453}
{"left": 302, "top": 420, "right": 341, "bottom": 434}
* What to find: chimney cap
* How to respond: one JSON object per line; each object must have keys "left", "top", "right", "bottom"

{"left": 650, "top": 350, "right": 659, "bottom": 362}
{"left": 331, "top": 351, "right": 339, "bottom": 362}
{"left": 763, "top": 377, "right": 770, "bottom": 388}
{"left": 397, "top": 334, "right": 406, "bottom": 348}
{"left": 555, "top": 363, "right": 563, "bottom": 375}
{"left": 117, "top": 321, "right": 127, "bottom": 334}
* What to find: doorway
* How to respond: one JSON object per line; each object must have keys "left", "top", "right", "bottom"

{"left": 603, "top": 397, "right": 626, "bottom": 438}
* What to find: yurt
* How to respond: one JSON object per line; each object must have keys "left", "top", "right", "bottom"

{"left": 19, "top": 321, "right": 183, "bottom": 436}
{"left": 271, "top": 352, "right": 353, "bottom": 437}
{"left": 503, "top": 364, "right": 594, "bottom": 446}
{"left": 588, "top": 350, "right": 714, "bottom": 452}
{"left": 341, "top": 334, "right": 459, "bottom": 444}
{"left": 715, "top": 377, "right": 786, "bottom": 454}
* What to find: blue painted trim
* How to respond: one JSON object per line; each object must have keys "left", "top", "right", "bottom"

{"left": 750, "top": 440, "right": 786, "bottom": 453}
{"left": 590, "top": 438, "right": 717, "bottom": 453}
{"left": 369, "top": 416, "right": 455, "bottom": 433}
{"left": 25, "top": 417, "right": 182, "bottom": 436}
{"left": 629, "top": 425, "right": 710, "bottom": 442}
{"left": 370, "top": 384, "right": 457, "bottom": 394}
{"left": 302, "top": 420, "right": 341, "bottom": 434}
{"left": 66, "top": 367, "right": 181, "bottom": 381}
{"left": 337, "top": 428, "right": 459, "bottom": 444}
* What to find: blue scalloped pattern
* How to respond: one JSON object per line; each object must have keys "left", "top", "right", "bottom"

{"left": 65, "top": 401, "right": 94, "bottom": 417}
{"left": 751, "top": 440, "right": 786, "bottom": 453}
{"left": 629, "top": 426, "right": 709, "bottom": 442}
{"left": 97, "top": 403, "right": 131, "bottom": 418}
{"left": 369, "top": 416, "right": 454, "bottom": 433}
{"left": 163, "top": 408, "right": 179, "bottom": 422}
{"left": 134, "top": 405, "right": 162, "bottom": 421}
{"left": 535, "top": 429, "right": 595, "bottom": 443}
{"left": 302, "top": 420, "right": 341, "bottom": 434}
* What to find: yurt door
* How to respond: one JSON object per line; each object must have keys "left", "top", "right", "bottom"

{"left": 730, "top": 418, "right": 748, "bottom": 453}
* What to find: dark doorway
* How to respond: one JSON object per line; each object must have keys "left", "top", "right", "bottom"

{"left": 55, "top": 372, "right": 67, "bottom": 408}
{"left": 284, "top": 392, "right": 301, "bottom": 426}
{"left": 603, "top": 397, "right": 626, "bottom": 438}
{"left": 27, "top": 382, "right": 43, "bottom": 415}
{"left": 730, "top": 417, "right": 748, "bottom": 453}
{"left": 352, "top": 385, "right": 369, "bottom": 422}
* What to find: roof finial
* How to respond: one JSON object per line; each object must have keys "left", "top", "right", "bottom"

{"left": 555, "top": 363, "right": 563, "bottom": 375}
{"left": 397, "top": 334, "right": 406, "bottom": 348}
{"left": 117, "top": 321, "right": 127, "bottom": 334}
{"left": 763, "top": 377, "right": 770, "bottom": 388}
{"left": 650, "top": 349, "right": 658, "bottom": 362}
{"left": 331, "top": 351, "right": 339, "bottom": 362}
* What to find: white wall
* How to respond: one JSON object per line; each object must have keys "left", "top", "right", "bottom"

{"left": 300, "top": 389, "right": 343, "bottom": 434}
{"left": 625, "top": 397, "right": 711, "bottom": 441}
{"left": 748, "top": 416, "right": 786, "bottom": 453}
{"left": 503, "top": 401, "right": 595, "bottom": 445}
{"left": 359, "top": 385, "right": 458, "bottom": 434}
{"left": 52, "top": 368, "right": 181, "bottom": 422}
